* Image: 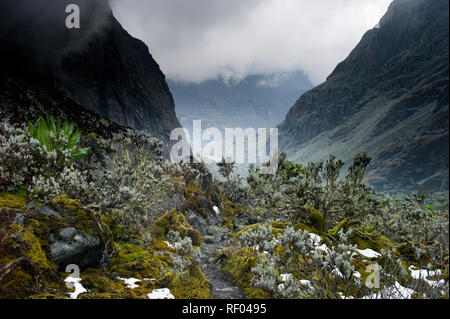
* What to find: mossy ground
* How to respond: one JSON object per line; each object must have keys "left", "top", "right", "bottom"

{"left": 151, "top": 209, "right": 202, "bottom": 247}
{"left": 0, "top": 193, "right": 211, "bottom": 299}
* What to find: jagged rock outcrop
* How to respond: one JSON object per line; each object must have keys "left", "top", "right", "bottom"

{"left": 0, "top": 0, "right": 180, "bottom": 148}
{"left": 278, "top": 0, "right": 449, "bottom": 193}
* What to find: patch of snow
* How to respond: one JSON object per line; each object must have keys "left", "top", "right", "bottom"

{"left": 271, "top": 238, "right": 280, "bottom": 246}
{"left": 332, "top": 268, "right": 344, "bottom": 278}
{"left": 338, "top": 292, "right": 354, "bottom": 299}
{"left": 147, "top": 288, "right": 175, "bottom": 299}
{"left": 409, "top": 267, "right": 444, "bottom": 287}
{"left": 357, "top": 249, "right": 381, "bottom": 259}
{"left": 277, "top": 283, "right": 285, "bottom": 292}
{"left": 299, "top": 280, "right": 312, "bottom": 288}
{"left": 213, "top": 206, "right": 220, "bottom": 215}
{"left": 64, "top": 277, "right": 87, "bottom": 299}
{"left": 362, "top": 281, "right": 415, "bottom": 299}
{"left": 280, "top": 273, "right": 292, "bottom": 282}
{"left": 165, "top": 241, "right": 175, "bottom": 249}
{"left": 118, "top": 277, "right": 141, "bottom": 289}
{"left": 308, "top": 233, "right": 329, "bottom": 252}
{"left": 353, "top": 271, "right": 361, "bottom": 279}
{"left": 309, "top": 233, "right": 322, "bottom": 245}
{"left": 316, "top": 244, "right": 330, "bottom": 252}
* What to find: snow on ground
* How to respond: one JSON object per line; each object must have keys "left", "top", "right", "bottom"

{"left": 213, "top": 206, "right": 220, "bottom": 215}
{"left": 362, "top": 281, "right": 415, "bottom": 299}
{"left": 409, "top": 267, "right": 445, "bottom": 287}
{"left": 332, "top": 268, "right": 344, "bottom": 278}
{"left": 356, "top": 248, "right": 381, "bottom": 259}
{"left": 165, "top": 241, "right": 175, "bottom": 249}
{"left": 118, "top": 277, "right": 141, "bottom": 289}
{"left": 147, "top": 288, "right": 175, "bottom": 299}
{"left": 338, "top": 292, "right": 354, "bottom": 299}
{"left": 64, "top": 277, "right": 88, "bottom": 299}
{"left": 309, "top": 233, "right": 322, "bottom": 245}
{"left": 309, "top": 233, "right": 330, "bottom": 252}
{"left": 299, "top": 280, "right": 312, "bottom": 288}
{"left": 280, "top": 273, "right": 292, "bottom": 282}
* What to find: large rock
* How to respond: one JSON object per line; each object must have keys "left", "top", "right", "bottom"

{"left": 25, "top": 195, "right": 110, "bottom": 271}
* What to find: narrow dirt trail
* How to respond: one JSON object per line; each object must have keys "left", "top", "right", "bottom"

{"left": 201, "top": 239, "right": 244, "bottom": 299}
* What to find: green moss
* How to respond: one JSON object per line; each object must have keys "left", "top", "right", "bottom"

{"left": 233, "top": 224, "right": 261, "bottom": 238}
{"left": 303, "top": 207, "right": 324, "bottom": 233}
{"left": 0, "top": 269, "right": 38, "bottom": 299}
{"left": 328, "top": 217, "right": 349, "bottom": 237}
{"left": 167, "top": 265, "right": 211, "bottom": 299}
{"left": 109, "top": 243, "right": 170, "bottom": 279}
{"left": 52, "top": 195, "right": 81, "bottom": 210}
{"left": 0, "top": 192, "right": 26, "bottom": 210}
{"left": 151, "top": 210, "right": 202, "bottom": 247}
{"left": 396, "top": 243, "right": 432, "bottom": 266}
{"left": 293, "top": 222, "right": 315, "bottom": 233}
{"left": 0, "top": 222, "right": 65, "bottom": 299}
{"left": 0, "top": 223, "right": 50, "bottom": 268}
{"left": 151, "top": 239, "right": 176, "bottom": 252}
{"left": 221, "top": 199, "right": 243, "bottom": 230}
{"left": 182, "top": 181, "right": 207, "bottom": 214}
{"left": 222, "top": 247, "right": 263, "bottom": 299}
{"left": 348, "top": 227, "right": 394, "bottom": 252}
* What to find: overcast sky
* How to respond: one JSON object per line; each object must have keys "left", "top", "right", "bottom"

{"left": 110, "top": 0, "right": 392, "bottom": 85}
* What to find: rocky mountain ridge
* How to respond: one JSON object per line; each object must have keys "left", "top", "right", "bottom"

{"left": 278, "top": 0, "right": 449, "bottom": 193}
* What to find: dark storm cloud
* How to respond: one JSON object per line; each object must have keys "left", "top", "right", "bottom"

{"left": 110, "top": 0, "right": 392, "bottom": 84}
{"left": 0, "top": 0, "right": 111, "bottom": 73}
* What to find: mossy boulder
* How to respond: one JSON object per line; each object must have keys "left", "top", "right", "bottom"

{"left": 151, "top": 210, "right": 202, "bottom": 247}
{"left": 24, "top": 195, "right": 112, "bottom": 271}
{"left": 221, "top": 199, "right": 243, "bottom": 230}
{"left": 109, "top": 243, "right": 171, "bottom": 279}
{"left": 294, "top": 206, "right": 324, "bottom": 234}
{"left": 0, "top": 210, "right": 66, "bottom": 298}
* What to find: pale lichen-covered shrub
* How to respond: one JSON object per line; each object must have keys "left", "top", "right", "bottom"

{"left": 0, "top": 121, "right": 93, "bottom": 203}
{"left": 166, "top": 231, "right": 202, "bottom": 277}
{"left": 0, "top": 122, "right": 39, "bottom": 192}
{"left": 80, "top": 128, "right": 201, "bottom": 238}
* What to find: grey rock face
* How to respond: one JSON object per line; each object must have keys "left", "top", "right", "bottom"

{"left": 278, "top": 0, "right": 449, "bottom": 193}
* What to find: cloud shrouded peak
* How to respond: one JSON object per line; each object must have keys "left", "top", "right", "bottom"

{"left": 110, "top": 0, "right": 392, "bottom": 85}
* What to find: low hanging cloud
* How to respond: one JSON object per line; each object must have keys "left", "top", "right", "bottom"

{"left": 110, "top": 0, "right": 391, "bottom": 85}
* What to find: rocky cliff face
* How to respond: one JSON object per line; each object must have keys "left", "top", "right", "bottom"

{"left": 278, "top": 0, "right": 449, "bottom": 193}
{"left": 0, "top": 0, "right": 180, "bottom": 147}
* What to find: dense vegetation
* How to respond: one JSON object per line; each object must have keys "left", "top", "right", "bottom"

{"left": 0, "top": 117, "right": 448, "bottom": 299}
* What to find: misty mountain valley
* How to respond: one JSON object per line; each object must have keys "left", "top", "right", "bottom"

{"left": 0, "top": 0, "right": 448, "bottom": 302}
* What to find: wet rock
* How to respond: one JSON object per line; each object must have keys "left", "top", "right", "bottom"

{"left": 25, "top": 195, "right": 110, "bottom": 271}
{"left": 50, "top": 227, "right": 104, "bottom": 271}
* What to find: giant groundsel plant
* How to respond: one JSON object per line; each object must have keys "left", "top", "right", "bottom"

{"left": 27, "top": 116, "right": 90, "bottom": 160}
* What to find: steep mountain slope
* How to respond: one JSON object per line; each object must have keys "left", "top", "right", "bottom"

{"left": 0, "top": 0, "right": 180, "bottom": 146}
{"left": 170, "top": 71, "right": 312, "bottom": 131}
{"left": 278, "top": 0, "right": 449, "bottom": 193}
